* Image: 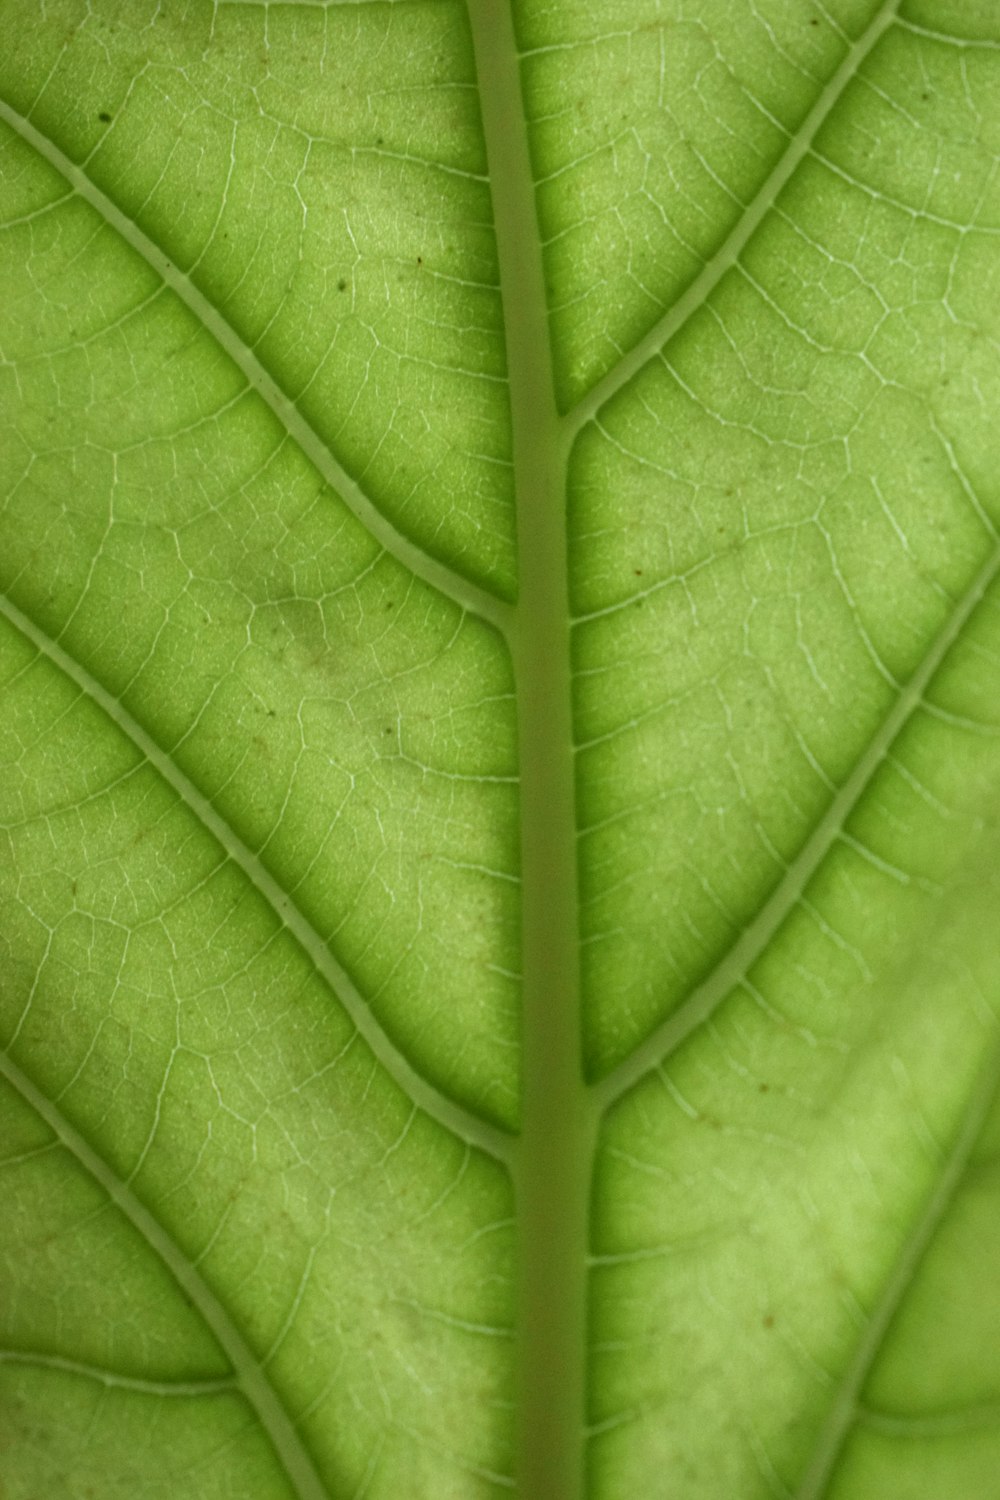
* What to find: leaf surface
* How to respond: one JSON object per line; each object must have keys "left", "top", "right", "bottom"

{"left": 1, "top": 2, "right": 999, "bottom": 1497}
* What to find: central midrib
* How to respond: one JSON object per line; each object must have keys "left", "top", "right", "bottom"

{"left": 468, "top": 4, "right": 590, "bottom": 1497}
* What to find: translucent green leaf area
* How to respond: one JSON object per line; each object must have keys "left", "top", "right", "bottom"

{"left": 1, "top": 2, "right": 999, "bottom": 1498}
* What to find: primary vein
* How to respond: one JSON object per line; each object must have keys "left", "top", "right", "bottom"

{"left": 467, "top": 3, "right": 590, "bottom": 1497}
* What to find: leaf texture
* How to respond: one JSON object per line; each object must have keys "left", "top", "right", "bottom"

{"left": 1, "top": 2, "right": 999, "bottom": 1498}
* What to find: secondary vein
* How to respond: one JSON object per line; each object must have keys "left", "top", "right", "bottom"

{"left": 593, "top": 525, "right": 1000, "bottom": 1112}
{"left": 0, "top": 1049, "right": 331, "bottom": 1500}
{"left": 0, "top": 98, "right": 512, "bottom": 640}
{"left": 0, "top": 591, "right": 515, "bottom": 1165}
{"left": 793, "top": 1041, "right": 1000, "bottom": 1500}
{"left": 562, "top": 0, "right": 901, "bottom": 437}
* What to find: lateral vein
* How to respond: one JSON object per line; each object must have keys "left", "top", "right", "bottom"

{"left": 0, "top": 1050, "right": 331, "bottom": 1500}
{"left": 563, "top": 0, "right": 901, "bottom": 435}
{"left": 792, "top": 1041, "right": 1000, "bottom": 1500}
{"left": 0, "top": 591, "right": 516, "bottom": 1165}
{"left": 0, "top": 99, "right": 512, "bottom": 639}
{"left": 594, "top": 529, "right": 1000, "bottom": 1111}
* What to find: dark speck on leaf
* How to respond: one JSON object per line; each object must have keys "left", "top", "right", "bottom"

{"left": 337, "top": 278, "right": 348, "bottom": 291}
{"left": 98, "top": 110, "right": 112, "bottom": 122}
{"left": 763, "top": 1313, "right": 775, "bottom": 1328}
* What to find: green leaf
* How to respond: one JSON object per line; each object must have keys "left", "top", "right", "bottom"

{"left": 2, "top": 2, "right": 999, "bottom": 1497}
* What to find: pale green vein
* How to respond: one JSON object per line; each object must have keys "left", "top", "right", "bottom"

{"left": 0, "top": 1050, "right": 330, "bottom": 1500}
{"left": 0, "top": 99, "right": 512, "bottom": 639}
{"left": 857, "top": 1400, "right": 1000, "bottom": 1436}
{"left": 0, "top": 591, "right": 515, "bottom": 1166}
{"left": 0, "top": 1350, "right": 237, "bottom": 1398}
{"left": 563, "top": 0, "right": 901, "bottom": 436}
{"left": 895, "top": 16, "right": 1000, "bottom": 50}
{"left": 793, "top": 1041, "right": 1000, "bottom": 1499}
{"left": 216, "top": 2, "right": 386, "bottom": 7}
{"left": 593, "top": 527, "right": 1000, "bottom": 1112}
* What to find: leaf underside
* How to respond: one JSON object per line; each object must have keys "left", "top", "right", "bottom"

{"left": 1, "top": 2, "right": 999, "bottom": 1498}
